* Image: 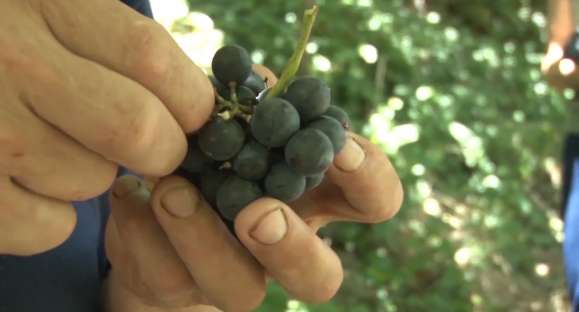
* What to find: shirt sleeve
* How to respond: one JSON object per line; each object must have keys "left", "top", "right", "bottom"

{"left": 122, "top": 0, "right": 154, "bottom": 18}
{"left": 563, "top": 134, "right": 579, "bottom": 311}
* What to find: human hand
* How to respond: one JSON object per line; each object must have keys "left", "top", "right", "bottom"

{"left": 541, "top": 41, "right": 579, "bottom": 90}
{"left": 0, "top": 0, "right": 213, "bottom": 256}
{"left": 105, "top": 69, "right": 403, "bottom": 312}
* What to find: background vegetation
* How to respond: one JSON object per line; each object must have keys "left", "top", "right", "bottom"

{"left": 160, "top": 0, "right": 573, "bottom": 310}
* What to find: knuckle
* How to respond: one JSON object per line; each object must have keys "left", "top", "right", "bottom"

{"left": 107, "top": 99, "right": 158, "bottom": 161}
{"left": 125, "top": 21, "right": 174, "bottom": 81}
{"left": 106, "top": 97, "right": 180, "bottom": 176}
{"left": 0, "top": 41, "right": 58, "bottom": 87}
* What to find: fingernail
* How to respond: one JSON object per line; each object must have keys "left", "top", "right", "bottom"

{"left": 161, "top": 186, "right": 199, "bottom": 218}
{"left": 250, "top": 208, "right": 287, "bottom": 245}
{"left": 112, "top": 177, "right": 141, "bottom": 198}
{"left": 335, "top": 137, "right": 365, "bottom": 172}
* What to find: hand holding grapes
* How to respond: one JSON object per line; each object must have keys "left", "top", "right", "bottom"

{"left": 0, "top": 0, "right": 213, "bottom": 256}
{"left": 105, "top": 63, "right": 403, "bottom": 311}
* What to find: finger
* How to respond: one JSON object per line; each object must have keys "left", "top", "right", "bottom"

{"left": 151, "top": 176, "right": 265, "bottom": 312}
{"left": 252, "top": 64, "right": 278, "bottom": 88}
{"left": 108, "top": 175, "right": 207, "bottom": 308}
{"left": 0, "top": 175, "right": 76, "bottom": 256}
{"left": 235, "top": 198, "right": 343, "bottom": 303}
{"left": 11, "top": 34, "right": 187, "bottom": 177}
{"left": 0, "top": 103, "right": 117, "bottom": 201}
{"left": 323, "top": 133, "right": 404, "bottom": 223}
{"left": 34, "top": 0, "right": 214, "bottom": 133}
{"left": 104, "top": 267, "right": 221, "bottom": 312}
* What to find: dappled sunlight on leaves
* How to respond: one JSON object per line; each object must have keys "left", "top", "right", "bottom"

{"left": 156, "top": 0, "right": 571, "bottom": 310}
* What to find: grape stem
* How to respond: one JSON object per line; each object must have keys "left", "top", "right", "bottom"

{"left": 266, "top": 5, "right": 319, "bottom": 99}
{"left": 214, "top": 83, "right": 254, "bottom": 119}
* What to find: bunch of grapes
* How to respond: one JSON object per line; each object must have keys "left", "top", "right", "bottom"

{"left": 175, "top": 44, "right": 351, "bottom": 223}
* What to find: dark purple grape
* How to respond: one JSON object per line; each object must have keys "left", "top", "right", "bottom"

{"left": 250, "top": 97, "right": 300, "bottom": 147}
{"left": 212, "top": 45, "right": 252, "bottom": 85}
{"left": 216, "top": 175, "right": 262, "bottom": 221}
{"left": 264, "top": 162, "right": 306, "bottom": 202}
{"left": 180, "top": 137, "right": 215, "bottom": 174}
{"left": 285, "top": 129, "right": 334, "bottom": 176}
{"left": 209, "top": 76, "right": 230, "bottom": 99}
{"left": 243, "top": 71, "right": 267, "bottom": 94}
{"left": 282, "top": 77, "right": 331, "bottom": 121}
{"left": 233, "top": 140, "right": 270, "bottom": 180}
{"left": 200, "top": 168, "right": 230, "bottom": 207}
{"left": 198, "top": 117, "right": 245, "bottom": 161}
{"left": 307, "top": 116, "right": 347, "bottom": 154}
{"left": 236, "top": 86, "right": 257, "bottom": 106}
{"left": 323, "top": 105, "right": 351, "bottom": 129}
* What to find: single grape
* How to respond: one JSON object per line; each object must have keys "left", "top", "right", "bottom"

{"left": 198, "top": 117, "right": 245, "bottom": 161}
{"left": 233, "top": 140, "right": 270, "bottom": 180}
{"left": 236, "top": 86, "right": 257, "bottom": 106}
{"left": 216, "top": 175, "right": 262, "bottom": 221}
{"left": 212, "top": 45, "right": 252, "bottom": 85}
{"left": 209, "top": 76, "right": 230, "bottom": 99}
{"left": 243, "top": 71, "right": 267, "bottom": 94}
{"left": 250, "top": 97, "right": 300, "bottom": 147}
{"left": 285, "top": 129, "right": 334, "bottom": 176}
{"left": 323, "top": 105, "right": 351, "bottom": 129}
{"left": 265, "top": 162, "right": 306, "bottom": 202}
{"left": 282, "top": 77, "right": 331, "bottom": 121}
{"left": 305, "top": 173, "right": 324, "bottom": 191}
{"left": 200, "top": 168, "right": 231, "bottom": 207}
{"left": 180, "top": 137, "right": 215, "bottom": 174}
{"left": 307, "top": 116, "right": 347, "bottom": 154}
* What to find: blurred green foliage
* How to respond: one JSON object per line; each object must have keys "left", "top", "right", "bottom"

{"left": 186, "top": 0, "right": 570, "bottom": 311}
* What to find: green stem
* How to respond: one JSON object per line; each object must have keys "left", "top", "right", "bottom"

{"left": 266, "top": 5, "right": 319, "bottom": 99}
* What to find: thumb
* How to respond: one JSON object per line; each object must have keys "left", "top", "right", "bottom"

{"left": 106, "top": 175, "right": 200, "bottom": 308}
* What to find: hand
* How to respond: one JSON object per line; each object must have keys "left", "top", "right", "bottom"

{"left": 541, "top": 41, "right": 579, "bottom": 90}
{"left": 0, "top": 0, "right": 213, "bottom": 255}
{"left": 105, "top": 70, "right": 403, "bottom": 311}
{"left": 542, "top": 0, "right": 579, "bottom": 90}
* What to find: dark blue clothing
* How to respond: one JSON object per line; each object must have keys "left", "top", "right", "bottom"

{"left": 0, "top": 193, "right": 112, "bottom": 312}
{"left": 0, "top": 1, "right": 152, "bottom": 312}
{"left": 565, "top": 134, "right": 579, "bottom": 312}
{"left": 121, "top": 0, "right": 153, "bottom": 18}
